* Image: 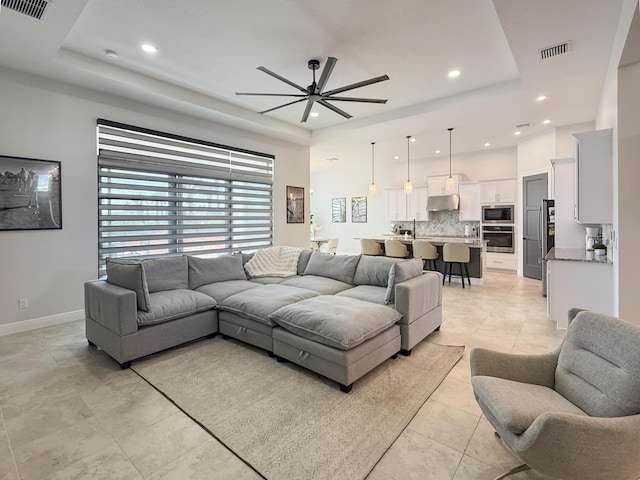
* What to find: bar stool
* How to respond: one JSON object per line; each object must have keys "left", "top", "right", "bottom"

{"left": 360, "top": 239, "right": 383, "bottom": 256}
{"left": 412, "top": 240, "right": 438, "bottom": 271}
{"left": 442, "top": 243, "right": 471, "bottom": 288}
{"left": 319, "top": 238, "right": 339, "bottom": 254}
{"left": 384, "top": 239, "right": 409, "bottom": 258}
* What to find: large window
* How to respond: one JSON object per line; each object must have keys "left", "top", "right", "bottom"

{"left": 97, "top": 119, "right": 274, "bottom": 275}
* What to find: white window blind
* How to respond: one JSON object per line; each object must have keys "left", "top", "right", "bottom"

{"left": 97, "top": 119, "right": 274, "bottom": 275}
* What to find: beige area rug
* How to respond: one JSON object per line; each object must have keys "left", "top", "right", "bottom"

{"left": 132, "top": 337, "right": 464, "bottom": 480}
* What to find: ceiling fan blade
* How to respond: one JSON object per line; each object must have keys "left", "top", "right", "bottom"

{"left": 257, "top": 66, "right": 309, "bottom": 94}
{"left": 322, "top": 96, "right": 388, "bottom": 103}
{"left": 318, "top": 100, "right": 352, "bottom": 119}
{"left": 236, "top": 92, "right": 308, "bottom": 97}
{"left": 316, "top": 57, "right": 337, "bottom": 94}
{"left": 301, "top": 99, "right": 316, "bottom": 123}
{"left": 259, "top": 98, "right": 307, "bottom": 114}
{"left": 323, "top": 74, "right": 390, "bottom": 96}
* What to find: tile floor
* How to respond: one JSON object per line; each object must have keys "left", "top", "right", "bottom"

{"left": 0, "top": 272, "right": 566, "bottom": 480}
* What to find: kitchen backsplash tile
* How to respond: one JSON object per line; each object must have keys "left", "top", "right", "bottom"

{"left": 398, "top": 211, "right": 480, "bottom": 237}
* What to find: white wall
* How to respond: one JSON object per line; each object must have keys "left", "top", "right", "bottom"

{"left": 310, "top": 145, "right": 517, "bottom": 254}
{"left": 0, "top": 68, "right": 309, "bottom": 332}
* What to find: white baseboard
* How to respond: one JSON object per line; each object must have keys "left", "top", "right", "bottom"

{"left": 0, "top": 310, "right": 84, "bottom": 337}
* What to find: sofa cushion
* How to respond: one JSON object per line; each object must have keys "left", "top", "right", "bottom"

{"left": 336, "top": 285, "right": 388, "bottom": 305}
{"left": 353, "top": 255, "right": 397, "bottom": 287}
{"left": 188, "top": 254, "right": 247, "bottom": 289}
{"left": 269, "top": 295, "right": 401, "bottom": 350}
{"left": 280, "top": 275, "right": 353, "bottom": 295}
{"left": 137, "top": 289, "right": 216, "bottom": 326}
{"left": 195, "top": 279, "right": 260, "bottom": 303}
{"left": 248, "top": 276, "right": 287, "bottom": 285}
{"left": 142, "top": 256, "right": 189, "bottom": 293}
{"left": 472, "top": 376, "right": 586, "bottom": 435}
{"left": 244, "top": 246, "right": 303, "bottom": 278}
{"left": 106, "top": 258, "right": 150, "bottom": 312}
{"left": 297, "top": 249, "right": 313, "bottom": 275}
{"left": 303, "top": 251, "right": 361, "bottom": 284}
{"left": 219, "top": 284, "right": 319, "bottom": 327}
{"left": 384, "top": 257, "right": 424, "bottom": 305}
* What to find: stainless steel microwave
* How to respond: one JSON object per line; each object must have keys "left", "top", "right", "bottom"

{"left": 482, "top": 204, "right": 515, "bottom": 223}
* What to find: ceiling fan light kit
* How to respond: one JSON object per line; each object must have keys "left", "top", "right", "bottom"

{"left": 236, "top": 57, "right": 389, "bottom": 122}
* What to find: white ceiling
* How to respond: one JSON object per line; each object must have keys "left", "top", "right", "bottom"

{"left": 0, "top": 0, "right": 627, "bottom": 172}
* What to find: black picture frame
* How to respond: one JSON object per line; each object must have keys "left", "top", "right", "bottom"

{"left": 332, "top": 197, "right": 346, "bottom": 223}
{"left": 352, "top": 196, "right": 367, "bottom": 223}
{"left": 286, "top": 185, "right": 304, "bottom": 223}
{"left": 0, "top": 155, "right": 62, "bottom": 231}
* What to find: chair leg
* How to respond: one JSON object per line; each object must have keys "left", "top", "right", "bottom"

{"left": 493, "top": 464, "right": 531, "bottom": 480}
{"left": 442, "top": 264, "right": 446, "bottom": 284}
{"left": 458, "top": 262, "right": 465, "bottom": 288}
{"left": 464, "top": 263, "right": 471, "bottom": 286}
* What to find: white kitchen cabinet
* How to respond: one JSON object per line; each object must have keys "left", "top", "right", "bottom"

{"left": 573, "top": 129, "right": 613, "bottom": 224}
{"left": 427, "top": 175, "right": 460, "bottom": 195}
{"left": 386, "top": 188, "right": 407, "bottom": 221}
{"left": 459, "top": 182, "right": 481, "bottom": 221}
{"left": 407, "top": 186, "right": 429, "bottom": 220}
{"left": 486, "top": 252, "right": 516, "bottom": 271}
{"left": 387, "top": 186, "right": 428, "bottom": 221}
{"left": 547, "top": 256, "right": 613, "bottom": 329}
{"left": 480, "top": 179, "right": 516, "bottom": 204}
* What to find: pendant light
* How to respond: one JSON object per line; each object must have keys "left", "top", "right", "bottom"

{"left": 405, "top": 135, "right": 413, "bottom": 193}
{"left": 446, "top": 127, "right": 455, "bottom": 192}
{"left": 369, "top": 142, "right": 377, "bottom": 195}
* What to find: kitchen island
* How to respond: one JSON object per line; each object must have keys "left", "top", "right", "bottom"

{"left": 358, "top": 236, "right": 487, "bottom": 282}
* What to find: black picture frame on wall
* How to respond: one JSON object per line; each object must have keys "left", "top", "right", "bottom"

{"left": 0, "top": 155, "right": 62, "bottom": 231}
{"left": 286, "top": 185, "right": 304, "bottom": 223}
{"left": 352, "top": 196, "right": 367, "bottom": 223}
{"left": 332, "top": 197, "right": 346, "bottom": 223}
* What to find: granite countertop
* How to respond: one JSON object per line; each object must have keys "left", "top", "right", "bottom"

{"left": 545, "top": 247, "right": 613, "bottom": 264}
{"left": 363, "top": 235, "right": 487, "bottom": 247}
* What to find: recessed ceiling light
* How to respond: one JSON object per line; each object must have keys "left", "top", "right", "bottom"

{"left": 484, "top": 142, "right": 491, "bottom": 147}
{"left": 105, "top": 49, "right": 118, "bottom": 60}
{"left": 394, "top": 155, "right": 400, "bottom": 160}
{"left": 543, "top": 119, "right": 551, "bottom": 124}
{"left": 310, "top": 112, "right": 319, "bottom": 118}
{"left": 141, "top": 43, "right": 157, "bottom": 54}
{"left": 448, "top": 70, "right": 461, "bottom": 79}
{"left": 514, "top": 131, "right": 522, "bottom": 136}
{"left": 410, "top": 138, "right": 416, "bottom": 142}
{"left": 435, "top": 150, "right": 441, "bottom": 154}
{"left": 536, "top": 95, "right": 547, "bottom": 102}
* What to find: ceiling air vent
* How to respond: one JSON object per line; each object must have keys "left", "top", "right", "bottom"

{"left": 1, "top": 0, "right": 50, "bottom": 20}
{"left": 539, "top": 41, "right": 572, "bottom": 60}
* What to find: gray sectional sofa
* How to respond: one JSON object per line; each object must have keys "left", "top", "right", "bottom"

{"left": 85, "top": 247, "right": 443, "bottom": 392}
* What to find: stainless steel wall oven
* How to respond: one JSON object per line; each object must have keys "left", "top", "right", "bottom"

{"left": 483, "top": 225, "right": 514, "bottom": 253}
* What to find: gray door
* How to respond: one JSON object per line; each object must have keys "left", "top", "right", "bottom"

{"left": 523, "top": 173, "right": 548, "bottom": 279}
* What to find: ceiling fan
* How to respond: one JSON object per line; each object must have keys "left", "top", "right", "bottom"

{"left": 236, "top": 57, "right": 389, "bottom": 123}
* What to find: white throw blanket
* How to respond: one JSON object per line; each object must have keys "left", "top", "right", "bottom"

{"left": 244, "top": 246, "right": 303, "bottom": 278}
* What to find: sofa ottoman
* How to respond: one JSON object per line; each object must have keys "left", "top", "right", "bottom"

{"left": 269, "top": 295, "right": 402, "bottom": 392}
{"left": 217, "top": 284, "right": 319, "bottom": 351}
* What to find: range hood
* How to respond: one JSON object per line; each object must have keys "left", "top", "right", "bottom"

{"left": 426, "top": 194, "right": 460, "bottom": 211}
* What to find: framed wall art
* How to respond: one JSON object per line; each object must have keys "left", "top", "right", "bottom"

{"left": 0, "top": 155, "right": 62, "bottom": 231}
{"left": 286, "top": 185, "right": 304, "bottom": 223}
{"left": 351, "top": 196, "right": 367, "bottom": 223}
{"left": 331, "top": 197, "right": 346, "bottom": 223}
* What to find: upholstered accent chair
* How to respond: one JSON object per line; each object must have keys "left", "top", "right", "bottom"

{"left": 470, "top": 309, "right": 640, "bottom": 480}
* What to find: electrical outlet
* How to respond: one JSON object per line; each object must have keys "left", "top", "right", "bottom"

{"left": 18, "top": 298, "right": 27, "bottom": 309}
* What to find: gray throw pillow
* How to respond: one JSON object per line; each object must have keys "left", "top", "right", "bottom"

{"left": 303, "top": 251, "right": 361, "bottom": 284}
{"left": 106, "top": 258, "right": 150, "bottom": 312}
{"left": 297, "top": 249, "right": 313, "bottom": 275}
{"left": 142, "top": 256, "right": 189, "bottom": 293}
{"left": 353, "top": 255, "right": 396, "bottom": 287}
{"left": 188, "top": 254, "right": 247, "bottom": 289}
{"left": 384, "top": 257, "right": 424, "bottom": 305}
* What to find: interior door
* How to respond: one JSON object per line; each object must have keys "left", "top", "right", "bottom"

{"left": 523, "top": 173, "right": 548, "bottom": 279}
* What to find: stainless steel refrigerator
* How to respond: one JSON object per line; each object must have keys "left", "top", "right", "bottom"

{"left": 540, "top": 199, "right": 555, "bottom": 296}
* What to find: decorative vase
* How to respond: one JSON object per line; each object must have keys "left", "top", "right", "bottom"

{"left": 594, "top": 248, "right": 606, "bottom": 256}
